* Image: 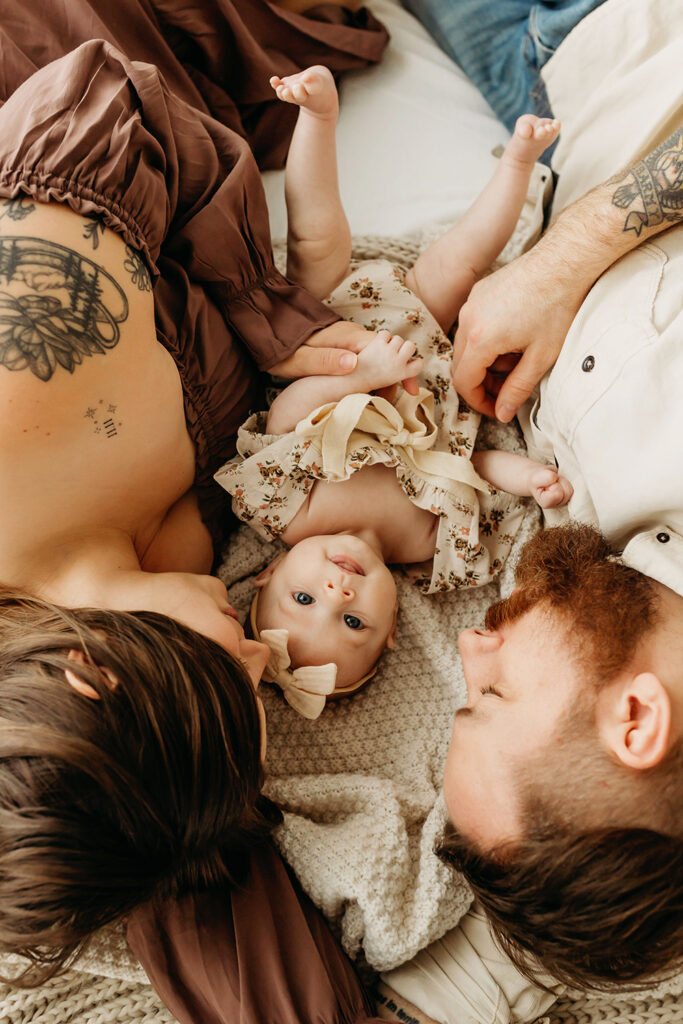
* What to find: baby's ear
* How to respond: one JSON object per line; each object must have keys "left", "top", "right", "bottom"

{"left": 253, "top": 552, "right": 286, "bottom": 589}
{"left": 385, "top": 602, "right": 399, "bottom": 650}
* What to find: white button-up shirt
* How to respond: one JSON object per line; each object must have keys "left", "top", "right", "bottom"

{"left": 526, "top": 227, "right": 683, "bottom": 595}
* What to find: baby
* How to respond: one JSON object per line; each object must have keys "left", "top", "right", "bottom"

{"left": 216, "top": 66, "right": 571, "bottom": 717}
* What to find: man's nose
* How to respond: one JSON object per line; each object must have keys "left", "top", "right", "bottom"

{"left": 458, "top": 627, "right": 500, "bottom": 655}
{"left": 324, "top": 578, "right": 355, "bottom": 603}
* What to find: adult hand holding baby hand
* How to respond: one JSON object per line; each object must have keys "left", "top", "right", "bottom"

{"left": 271, "top": 321, "right": 420, "bottom": 395}
{"left": 451, "top": 248, "right": 585, "bottom": 422}
{"left": 270, "top": 320, "right": 374, "bottom": 379}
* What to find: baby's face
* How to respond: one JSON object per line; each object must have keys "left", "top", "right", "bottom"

{"left": 255, "top": 534, "right": 397, "bottom": 688}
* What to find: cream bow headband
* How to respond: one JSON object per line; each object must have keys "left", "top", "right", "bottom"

{"left": 250, "top": 592, "right": 380, "bottom": 720}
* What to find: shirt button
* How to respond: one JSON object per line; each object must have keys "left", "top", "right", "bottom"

{"left": 582, "top": 355, "right": 595, "bottom": 372}
{"left": 657, "top": 532, "right": 670, "bottom": 543}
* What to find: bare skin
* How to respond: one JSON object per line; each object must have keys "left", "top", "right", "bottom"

{"left": 0, "top": 197, "right": 376, "bottom": 667}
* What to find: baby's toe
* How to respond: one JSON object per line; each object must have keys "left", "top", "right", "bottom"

{"left": 531, "top": 466, "right": 558, "bottom": 489}
{"left": 535, "top": 482, "right": 564, "bottom": 508}
{"left": 514, "top": 114, "right": 536, "bottom": 139}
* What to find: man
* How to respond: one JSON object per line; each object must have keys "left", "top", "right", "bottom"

{"left": 377, "top": 1, "right": 683, "bottom": 1018}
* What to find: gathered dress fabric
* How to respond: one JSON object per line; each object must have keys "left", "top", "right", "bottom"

{"left": 0, "top": 0, "right": 388, "bottom": 543}
{"left": 128, "top": 840, "right": 385, "bottom": 1024}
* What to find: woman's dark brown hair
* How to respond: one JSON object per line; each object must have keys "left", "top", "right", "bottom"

{"left": 0, "top": 587, "right": 279, "bottom": 986}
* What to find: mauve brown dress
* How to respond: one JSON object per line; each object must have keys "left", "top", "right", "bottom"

{"left": 0, "top": 2, "right": 387, "bottom": 1020}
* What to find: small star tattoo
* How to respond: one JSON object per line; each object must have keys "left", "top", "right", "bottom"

{"left": 84, "top": 408, "right": 96, "bottom": 419}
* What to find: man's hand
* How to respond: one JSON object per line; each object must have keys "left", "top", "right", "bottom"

{"left": 451, "top": 251, "right": 584, "bottom": 421}
{"left": 453, "top": 125, "right": 683, "bottom": 423}
{"left": 270, "top": 320, "right": 420, "bottom": 394}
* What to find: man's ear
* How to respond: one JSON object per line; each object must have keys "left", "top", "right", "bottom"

{"left": 253, "top": 553, "right": 285, "bottom": 589}
{"left": 385, "top": 602, "right": 399, "bottom": 651}
{"left": 598, "top": 672, "right": 671, "bottom": 770}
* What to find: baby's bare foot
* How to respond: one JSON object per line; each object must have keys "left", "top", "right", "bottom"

{"left": 530, "top": 466, "right": 573, "bottom": 509}
{"left": 503, "top": 114, "right": 561, "bottom": 167}
{"left": 269, "top": 65, "right": 338, "bottom": 120}
{"left": 352, "top": 330, "right": 424, "bottom": 392}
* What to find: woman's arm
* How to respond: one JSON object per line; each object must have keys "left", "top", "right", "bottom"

{"left": 451, "top": 126, "right": 683, "bottom": 422}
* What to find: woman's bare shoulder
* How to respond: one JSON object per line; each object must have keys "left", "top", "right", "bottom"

{"left": 0, "top": 198, "right": 195, "bottom": 553}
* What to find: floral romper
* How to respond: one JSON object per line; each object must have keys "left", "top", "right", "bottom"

{"left": 214, "top": 260, "right": 527, "bottom": 593}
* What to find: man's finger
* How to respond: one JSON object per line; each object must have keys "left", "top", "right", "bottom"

{"left": 451, "top": 347, "right": 497, "bottom": 416}
{"left": 494, "top": 350, "right": 547, "bottom": 422}
{"left": 270, "top": 347, "right": 358, "bottom": 379}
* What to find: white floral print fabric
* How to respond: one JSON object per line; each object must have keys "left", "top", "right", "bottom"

{"left": 215, "top": 260, "right": 527, "bottom": 593}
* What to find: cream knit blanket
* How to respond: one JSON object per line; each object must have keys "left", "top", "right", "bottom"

{"left": 1, "top": 224, "right": 681, "bottom": 1023}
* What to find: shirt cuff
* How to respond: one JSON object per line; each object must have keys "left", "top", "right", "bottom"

{"left": 224, "top": 270, "right": 341, "bottom": 372}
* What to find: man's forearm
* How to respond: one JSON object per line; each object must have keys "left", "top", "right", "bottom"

{"left": 542, "top": 126, "right": 683, "bottom": 295}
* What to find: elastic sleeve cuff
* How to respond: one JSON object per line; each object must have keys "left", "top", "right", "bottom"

{"left": 223, "top": 270, "right": 341, "bottom": 371}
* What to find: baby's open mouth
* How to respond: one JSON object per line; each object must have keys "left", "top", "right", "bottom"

{"left": 329, "top": 555, "right": 365, "bottom": 576}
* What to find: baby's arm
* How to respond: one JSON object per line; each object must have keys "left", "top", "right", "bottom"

{"left": 271, "top": 66, "right": 351, "bottom": 300}
{"left": 267, "top": 330, "right": 423, "bottom": 434}
{"left": 472, "top": 449, "right": 572, "bottom": 509}
{"left": 406, "top": 115, "right": 560, "bottom": 332}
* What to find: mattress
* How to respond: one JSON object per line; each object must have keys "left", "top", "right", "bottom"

{"left": 262, "top": 0, "right": 508, "bottom": 239}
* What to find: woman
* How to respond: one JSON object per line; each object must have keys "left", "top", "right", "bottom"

{"left": 0, "top": 0, "right": 387, "bottom": 1007}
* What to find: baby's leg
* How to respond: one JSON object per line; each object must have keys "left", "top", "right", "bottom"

{"left": 406, "top": 115, "right": 560, "bottom": 332}
{"left": 271, "top": 65, "right": 352, "bottom": 299}
{"left": 472, "top": 449, "right": 573, "bottom": 509}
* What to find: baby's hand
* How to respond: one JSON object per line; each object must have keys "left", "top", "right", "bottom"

{"left": 530, "top": 466, "right": 573, "bottom": 509}
{"left": 352, "top": 330, "right": 423, "bottom": 393}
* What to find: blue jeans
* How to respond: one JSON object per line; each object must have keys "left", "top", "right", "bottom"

{"left": 400, "top": 0, "right": 606, "bottom": 133}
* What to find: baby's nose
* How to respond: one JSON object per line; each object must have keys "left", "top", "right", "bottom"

{"left": 325, "top": 579, "right": 355, "bottom": 602}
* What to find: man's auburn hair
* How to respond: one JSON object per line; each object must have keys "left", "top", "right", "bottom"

{"left": 438, "top": 524, "right": 683, "bottom": 990}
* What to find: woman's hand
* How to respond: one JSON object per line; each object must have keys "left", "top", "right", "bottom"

{"left": 451, "top": 251, "right": 584, "bottom": 421}
{"left": 271, "top": 320, "right": 420, "bottom": 394}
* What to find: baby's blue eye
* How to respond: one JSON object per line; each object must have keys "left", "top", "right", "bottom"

{"left": 344, "top": 614, "right": 364, "bottom": 630}
{"left": 293, "top": 592, "right": 314, "bottom": 606}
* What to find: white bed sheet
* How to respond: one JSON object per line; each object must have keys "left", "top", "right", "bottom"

{"left": 262, "top": 0, "right": 509, "bottom": 240}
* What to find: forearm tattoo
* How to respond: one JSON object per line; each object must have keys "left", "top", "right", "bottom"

{"left": 375, "top": 989, "right": 423, "bottom": 1024}
{"left": 0, "top": 236, "right": 129, "bottom": 381}
{"left": 609, "top": 127, "right": 683, "bottom": 236}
